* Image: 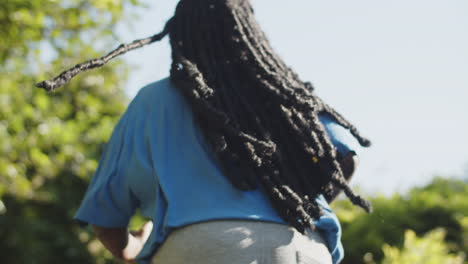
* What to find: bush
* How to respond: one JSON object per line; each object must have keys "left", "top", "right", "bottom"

{"left": 333, "top": 177, "right": 468, "bottom": 263}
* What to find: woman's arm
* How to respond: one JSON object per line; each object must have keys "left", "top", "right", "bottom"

{"left": 92, "top": 221, "right": 153, "bottom": 262}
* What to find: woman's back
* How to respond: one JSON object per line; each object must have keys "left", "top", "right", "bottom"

{"left": 75, "top": 78, "right": 361, "bottom": 263}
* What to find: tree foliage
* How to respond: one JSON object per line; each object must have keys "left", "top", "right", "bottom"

{"left": 333, "top": 177, "right": 468, "bottom": 264}
{"left": 381, "top": 229, "right": 464, "bottom": 264}
{"left": 0, "top": 0, "right": 143, "bottom": 263}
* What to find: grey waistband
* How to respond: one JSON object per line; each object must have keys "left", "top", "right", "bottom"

{"left": 151, "top": 220, "right": 332, "bottom": 264}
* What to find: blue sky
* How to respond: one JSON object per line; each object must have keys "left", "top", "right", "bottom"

{"left": 118, "top": 0, "right": 468, "bottom": 195}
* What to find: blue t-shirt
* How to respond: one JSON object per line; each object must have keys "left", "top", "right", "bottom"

{"left": 75, "top": 78, "right": 361, "bottom": 264}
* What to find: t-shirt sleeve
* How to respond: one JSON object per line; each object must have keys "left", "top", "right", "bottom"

{"left": 318, "top": 112, "right": 362, "bottom": 157}
{"left": 75, "top": 92, "right": 158, "bottom": 227}
{"left": 74, "top": 101, "right": 143, "bottom": 228}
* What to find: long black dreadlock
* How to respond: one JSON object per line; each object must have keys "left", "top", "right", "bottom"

{"left": 37, "top": 0, "right": 371, "bottom": 233}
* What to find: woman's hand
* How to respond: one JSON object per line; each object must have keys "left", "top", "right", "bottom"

{"left": 92, "top": 221, "right": 153, "bottom": 263}
{"left": 125, "top": 221, "right": 154, "bottom": 260}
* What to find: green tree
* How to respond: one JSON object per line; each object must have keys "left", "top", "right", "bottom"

{"left": 333, "top": 177, "right": 468, "bottom": 264}
{"left": 0, "top": 1, "right": 143, "bottom": 263}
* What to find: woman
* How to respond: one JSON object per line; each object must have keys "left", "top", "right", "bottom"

{"left": 41, "top": 0, "right": 371, "bottom": 263}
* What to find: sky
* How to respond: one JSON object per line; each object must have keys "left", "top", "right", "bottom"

{"left": 117, "top": 0, "right": 468, "bottom": 195}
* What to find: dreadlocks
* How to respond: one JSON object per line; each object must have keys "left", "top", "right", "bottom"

{"left": 37, "top": 0, "right": 371, "bottom": 233}
{"left": 168, "top": 0, "right": 371, "bottom": 232}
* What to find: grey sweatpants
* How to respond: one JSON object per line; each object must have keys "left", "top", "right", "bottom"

{"left": 151, "top": 220, "right": 332, "bottom": 264}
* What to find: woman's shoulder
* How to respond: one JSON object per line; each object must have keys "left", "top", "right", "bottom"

{"left": 134, "top": 77, "right": 174, "bottom": 102}
{"left": 318, "top": 112, "right": 362, "bottom": 157}
{"left": 127, "top": 77, "right": 185, "bottom": 112}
